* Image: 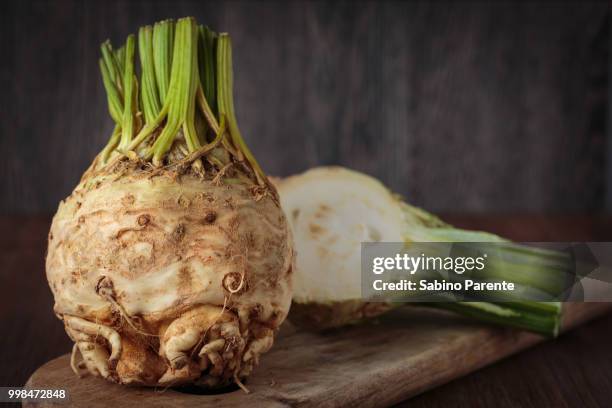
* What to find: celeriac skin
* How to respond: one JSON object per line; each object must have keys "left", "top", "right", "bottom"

{"left": 48, "top": 167, "right": 292, "bottom": 386}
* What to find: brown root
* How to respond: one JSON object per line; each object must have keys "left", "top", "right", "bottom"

{"left": 233, "top": 373, "right": 250, "bottom": 394}
{"left": 115, "top": 335, "right": 166, "bottom": 385}
{"left": 64, "top": 315, "right": 122, "bottom": 369}
{"left": 78, "top": 340, "right": 116, "bottom": 381}
{"left": 70, "top": 343, "right": 87, "bottom": 378}
{"left": 96, "top": 276, "right": 158, "bottom": 339}
{"left": 158, "top": 305, "right": 247, "bottom": 387}
{"left": 242, "top": 332, "right": 273, "bottom": 366}
{"left": 212, "top": 162, "right": 233, "bottom": 186}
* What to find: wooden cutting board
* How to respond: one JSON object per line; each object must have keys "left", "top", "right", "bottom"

{"left": 25, "top": 303, "right": 611, "bottom": 408}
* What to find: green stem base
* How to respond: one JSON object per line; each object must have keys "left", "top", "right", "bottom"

{"left": 423, "top": 301, "right": 562, "bottom": 337}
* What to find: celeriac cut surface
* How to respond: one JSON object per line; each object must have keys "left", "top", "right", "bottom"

{"left": 277, "top": 167, "right": 402, "bottom": 328}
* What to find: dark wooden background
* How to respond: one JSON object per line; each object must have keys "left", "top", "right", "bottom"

{"left": 0, "top": 0, "right": 609, "bottom": 214}
{"left": 2, "top": 2, "right": 612, "bottom": 404}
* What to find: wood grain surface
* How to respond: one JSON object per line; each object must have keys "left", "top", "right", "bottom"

{"left": 2, "top": 216, "right": 612, "bottom": 407}
{"left": 23, "top": 303, "right": 612, "bottom": 407}
{"left": 0, "top": 1, "right": 609, "bottom": 214}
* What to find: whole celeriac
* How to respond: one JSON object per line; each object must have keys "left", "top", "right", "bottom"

{"left": 46, "top": 18, "right": 293, "bottom": 389}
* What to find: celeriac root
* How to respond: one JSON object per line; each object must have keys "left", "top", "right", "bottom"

{"left": 48, "top": 173, "right": 292, "bottom": 387}
{"left": 62, "top": 302, "right": 279, "bottom": 387}
{"left": 70, "top": 343, "right": 87, "bottom": 378}
{"left": 158, "top": 305, "right": 241, "bottom": 384}
{"left": 66, "top": 326, "right": 116, "bottom": 381}
{"left": 65, "top": 315, "right": 122, "bottom": 369}
{"left": 46, "top": 17, "right": 294, "bottom": 389}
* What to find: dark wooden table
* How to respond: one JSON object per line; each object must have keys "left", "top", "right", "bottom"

{"left": 1, "top": 215, "right": 611, "bottom": 407}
